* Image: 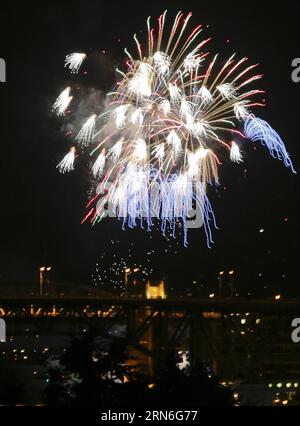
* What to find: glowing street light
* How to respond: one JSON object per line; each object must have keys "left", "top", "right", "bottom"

{"left": 39, "top": 266, "right": 52, "bottom": 297}
{"left": 124, "top": 267, "right": 140, "bottom": 297}
{"left": 218, "top": 271, "right": 225, "bottom": 298}
{"left": 275, "top": 294, "right": 281, "bottom": 301}
{"left": 228, "top": 270, "right": 235, "bottom": 298}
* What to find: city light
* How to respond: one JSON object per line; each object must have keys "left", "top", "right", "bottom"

{"left": 275, "top": 294, "right": 281, "bottom": 301}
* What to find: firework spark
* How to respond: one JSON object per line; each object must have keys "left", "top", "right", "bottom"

{"left": 92, "top": 245, "right": 154, "bottom": 293}
{"left": 244, "top": 116, "right": 296, "bottom": 172}
{"left": 54, "top": 11, "right": 295, "bottom": 245}
{"left": 230, "top": 142, "right": 243, "bottom": 163}
{"left": 65, "top": 52, "right": 86, "bottom": 74}
{"left": 76, "top": 114, "right": 96, "bottom": 146}
{"left": 52, "top": 87, "right": 72, "bottom": 116}
{"left": 92, "top": 149, "right": 106, "bottom": 177}
{"left": 56, "top": 147, "right": 76, "bottom": 173}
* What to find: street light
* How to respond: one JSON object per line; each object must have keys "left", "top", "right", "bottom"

{"left": 39, "top": 266, "right": 52, "bottom": 297}
{"left": 228, "top": 270, "right": 235, "bottom": 298}
{"left": 124, "top": 267, "right": 140, "bottom": 297}
{"left": 275, "top": 294, "right": 281, "bottom": 301}
{"left": 218, "top": 271, "right": 225, "bottom": 298}
{"left": 124, "top": 268, "right": 130, "bottom": 296}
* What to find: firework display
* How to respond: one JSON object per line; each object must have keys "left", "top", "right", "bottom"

{"left": 92, "top": 241, "right": 154, "bottom": 293}
{"left": 53, "top": 11, "right": 295, "bottom": 246}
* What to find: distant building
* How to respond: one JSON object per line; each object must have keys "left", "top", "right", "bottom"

{"left": 145, "top": 280, "right": 167, "bottom": 299}
{"left": 125, "top": 274, "right": 167, "bottom": 299}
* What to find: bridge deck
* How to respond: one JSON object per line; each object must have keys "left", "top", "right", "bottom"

{"left": 0, "top": 296, "right": 299, "bottom": 314}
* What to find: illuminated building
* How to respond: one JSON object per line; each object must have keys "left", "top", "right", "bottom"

{"left": 145, "top": 280, "right": 167, "bottom": 300}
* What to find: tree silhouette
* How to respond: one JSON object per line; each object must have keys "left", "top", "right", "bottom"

{"left": 146, "top": 350, "right": 234, "bottom": 407}
{"left": 44, "top": 333, "right": 146, "bottom": 406}
{"left": 44, "top": 334, "right": 234, "bottom": 407}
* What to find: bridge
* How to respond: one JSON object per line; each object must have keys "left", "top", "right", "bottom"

{"left": 1, "top": 296, "right": 300, "bottom": 317}
{"left": 0, "top": 296, "right": 299, "bottom": 378}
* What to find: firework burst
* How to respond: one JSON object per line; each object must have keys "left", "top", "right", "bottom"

{"left": 52, "top": 87, "right": 73, "bottom": 116}
{"left": 92, "top": 248, "right": 153, "bottom": 293}
{"left": 64, "top": 52, "right": 86, "bottom": 74}
{"left": 56, "top": 146, "right": 76, "bottom": 173}
{"left": 53, "top": 11, "right": 295, "bottom": 246}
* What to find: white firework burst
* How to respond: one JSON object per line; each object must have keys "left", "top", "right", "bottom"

{"left": 65, "top": 53, "right": 86, "bottom": 74}
{"left": 52, "top": 87, "right": 72, "bottom": 116}
{"left": 56, "top": 147, "right": 76, "bottom": 173}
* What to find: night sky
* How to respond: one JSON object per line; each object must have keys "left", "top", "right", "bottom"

{"left": 1, "top": 1, "right": 300, "bottom": 296}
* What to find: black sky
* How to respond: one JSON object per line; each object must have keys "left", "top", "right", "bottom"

{"left": 1, "top": 1, "right": 300, "bottom": 295}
